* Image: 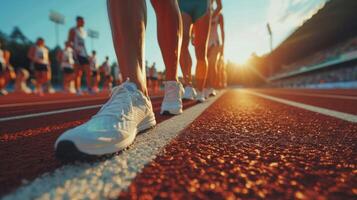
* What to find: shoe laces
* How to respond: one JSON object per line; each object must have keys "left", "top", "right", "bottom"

{"left": 164, "top": 82, "right": 181, "bottom": 102}
{"left": 92, "top": 80, "right": 134, "bottom": 121}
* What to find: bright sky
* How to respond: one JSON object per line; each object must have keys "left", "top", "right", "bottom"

{"left": 0, "top": 0, "right": 327, "bottom": 72}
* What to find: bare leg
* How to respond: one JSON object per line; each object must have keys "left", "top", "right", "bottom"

{"left": 207, "top": 46, "right": 220, "bottom": 88}
{"left": 84, "top": 65, "right": 92, "bottom": 90}
{"left": 193, "top": 13, "right": 211, "bottom": 91}
{"left": 180, "top": 13, "right": 193, "bottom": 86}
{"left": 74, "top": 66, "right": 83, "bottom": 91}
{"left": 107, "top": 0, "right": 148, "bottom": 95}
{"left": 151, "top": 0, "right": 182, "bottom": 81}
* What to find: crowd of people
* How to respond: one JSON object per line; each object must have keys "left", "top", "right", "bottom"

{"left": 0, "top": 22, "right": 170, "bottom": 97}
{"left": 269, "top": 36, "right": 357, "bottom": 88}
{"left": 278, "top": 36, "right": 357, "bottom": 75}
{"left": 271, "top": 64, "right": 357, "bottom": 88}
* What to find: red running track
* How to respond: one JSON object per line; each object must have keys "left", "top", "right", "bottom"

{"left": 0, "top": 93, "right": 196, "bottom": 196}
{"left": 120, "top": 90, "right": 357, "bottom": 199}
{"left": 0, "top": 88, "right": 356, "bottom": 198}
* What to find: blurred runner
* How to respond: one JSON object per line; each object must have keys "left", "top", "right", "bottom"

{"left": 150, "top": 62, "right": 159, "bottom": 94}
{"left": 89, "top": 50, "right": 100, "bottom": 93}
{"left": 113, "top": 62, "right": 122, "bottom": 86}
{"left": 14, "top": 68, "right": 32, "bottom": 94}
{"left": 27, "top": 38, "right": 51, "bottom": 96}
{"left": 100, "top": 56, "right": 113, "bottom": 91}
{"left": 55, "top": 0, "right": 183, "bottom": 159}
{"left": 68, "top": 16, "right": 91, "bottom": 95}
{"left": 145, "top": 60, "right": 151, "bottom": 90}
{"left": 0, "top": 41, "right": 14, "bottom": 95}
{"left": 206, "top": 7, "right": 224, "bottom": 97}
{"left": 57, "top": 41, "right": 76, "bottom": 93}
{"left": 179, "top": 0, "right": 222, "bottom": 102}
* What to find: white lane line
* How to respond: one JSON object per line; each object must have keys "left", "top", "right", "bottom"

{"left": 258, "top": 90, "right": 357, "bottom": 100}
{"left": 0, "top": 105, "right": 102, "bottom": 122}
{"left": 0, "top": 95, "right": 162, "bottom": 108}
{"left": 245, "top": 90, "right": 357, "bottom": 123}
{"left": 0, "top": 97, "right": 107, "bottom": 108}
{"left": 3, "top": 91, "right": 225, "bottom": 200}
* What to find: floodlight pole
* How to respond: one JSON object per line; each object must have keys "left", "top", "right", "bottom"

{"left": 54, "top": 22, "right": 59, "bottom": 47}
{"left": 267, "top": 23, "right": 273, "bottom": 77}
{"left": 88, "top": 29, "right": 99, "bottom": 51}
{"left": 49, "top": 11, "right": 65, "bottom": 48}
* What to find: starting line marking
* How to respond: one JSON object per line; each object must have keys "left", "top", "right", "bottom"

{"left": 3, "top": 91, "right": 225, "bottom": 200}
{"left": 245, "top": 90, "right": 357, "bottom": 123}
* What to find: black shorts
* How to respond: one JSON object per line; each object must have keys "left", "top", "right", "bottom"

{"left": 34, "top": 63, "right": 48, "bottom": 72}
{"left": 0, "top": 62, "right": 5, "bottom": 74}
{"left": 75, "top": 55, "right": 90, "bottom": 66}
{"left": 63, "top": 67, "right": 74, "bottom": 74}
{"left": 92, "top": 70, "right": 98, "bottom": 77}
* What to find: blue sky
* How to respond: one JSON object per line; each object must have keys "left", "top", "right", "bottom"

{"left": 0, "top": 0, "right": 327, "bottom": 73}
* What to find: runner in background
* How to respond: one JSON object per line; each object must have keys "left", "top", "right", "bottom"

{"left": 113, "top": 62, "right": 122, "bottom": 86}
{"left": 0, "top": 41, "right": 10, "bottom": 95}
{"left": 89, "top": 50, "right": 100, "bottom": 93}
{"left": 68, "top": 16, "right": 91, "bottom": 95}
{"left": 150, "top": 62, "right": 159, "bottom": 94}
{"left": 145, "top": 60, "right": 151, "bottom": 91}
{"left": 100, "top": 56, "right": 113, "bottom": 91}
{"left": 57, "top": 41, "right": 76, "bottom": 93}
{"left": 27, "top": 38, "right": 51, "bottom": 96}
{"left": 179, "top": 0, "right": 222, "bottom": 102}
{"left": 206, "top": 7, "right": 224, "bottom": 97}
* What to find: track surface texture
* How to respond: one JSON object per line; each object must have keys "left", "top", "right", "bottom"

{"left": 0, "top": 88, "right": 356, "bottom": 199}
{"left": 120, "top": 90, "right": 357, "bottom": 200}
{"left": 0, "top": 92, "right": 195, "bottom": 197}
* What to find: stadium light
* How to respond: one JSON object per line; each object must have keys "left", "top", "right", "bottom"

{"left": 49, "top": 10, "right": 65, "bottom": 47}
{"left": 88, "top": 29, "right": 100, "bottom": 51}
{"left": 266, "top": 23, "right": 273, "bottom": 52}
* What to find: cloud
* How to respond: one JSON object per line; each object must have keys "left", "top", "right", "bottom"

{"left": 268, "top": 0, "right": 326, "bottom": 24}
{"left": 266, "top": 0, "right": 327, "bottom": 47}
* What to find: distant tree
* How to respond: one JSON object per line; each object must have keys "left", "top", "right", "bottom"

{"left": 9, "top": 27, "right": 31, "bottom": 44}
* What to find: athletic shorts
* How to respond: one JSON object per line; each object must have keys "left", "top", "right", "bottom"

{"left": 75, "top": 55, "right": 90, "bottom": 66}
{"left": 63, "top": 67, "right": 74, "bottom": 74}
{"left": 178, "top": 0, "right": 209, "bottom": 22}
{"left": 34, "top": 63, "right": 48, "bottom": 72}
{"left": 92, "top": 70, "right": 98, "bottom": 77}
{"left": 0, "top": 62, "right": 5, "bottom": 74}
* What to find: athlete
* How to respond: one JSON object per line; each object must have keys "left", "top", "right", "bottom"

{"left": 27, "top": 38, "right": 51, "bottom": 96}
{"left": 55, "top": 0, "right": 183, "bottom": 160}
{"left": 113, "top": 62, "right": 122, "bottom": 86}
{"left": 68, "top": 16, "right": 91, "bottom": 95}
{"left": 150, "top": 62, "right": 159, "bottom": 94}
{"left": 99, "top": 56, "right": 113, "bottom": 91}
{"left": 57, "top": 41, "right": 76, "bottom": 93}
{"left": 179, "top": 0, "right": 222, "bottom": 102}
{"left": 0, "top": 41, "right": 9, "bottom": 95}
{"left": 89, "top": 51, "right": 100, "bottom": 93}
{"left": 206, "top": 8, "right": 224, "bottom": 97}
{"left": 145, "top": 60, "right": 151, "bottom": 90}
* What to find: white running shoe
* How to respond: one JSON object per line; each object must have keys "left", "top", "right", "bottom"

{"left": 0, "top": 89, "right": 8, "bottom": 96}
{"left": 55, "top": 81, "right": 156, "bottom": 160}
{"left": 160, "top": 81, "right": 184, "bottom": 115}
{"left": 205, "top": 88, "right": 217, "bottom": 98}
{"left": 182, "top": 86, "right": 197, "bottom": 100}
{"left": 196, "top": 91, "right": 206, "bottom": 103}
